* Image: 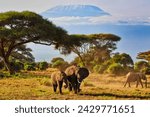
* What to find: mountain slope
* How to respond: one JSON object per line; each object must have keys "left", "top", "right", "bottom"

{"left": 41, "top": 5, "right": 110, "bottom": 17}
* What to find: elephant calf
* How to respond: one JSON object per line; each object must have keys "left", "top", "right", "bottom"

{"left": 124, "top": 72, "right": 147, "bottom": 88}
{"left": 51, "top": 71, "right": 68, "bottom": 94}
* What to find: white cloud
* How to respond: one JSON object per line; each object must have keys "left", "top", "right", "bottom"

{"left": 48, "top": 15, "right": 150, "bottom": 26}
{"left": 48, "top": 17, "right": 91, "bottom": 25}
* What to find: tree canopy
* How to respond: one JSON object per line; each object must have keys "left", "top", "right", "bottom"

{"left": 137, "top": 50, "right": 150, "bottom": 62}
{"left": 69, "top": 33, "right": 121, "bottom": 66}
{"left": 0, "top": 11, "right": 69, "bottom": 74}
{"left": 111, "top": 53, "right": 134, "bottom": 68}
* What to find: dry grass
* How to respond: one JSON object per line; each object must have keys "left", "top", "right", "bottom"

{"left": 0, "top": 69, "right": 150, "bottom": 100}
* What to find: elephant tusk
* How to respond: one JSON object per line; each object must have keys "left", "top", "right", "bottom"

{"left": 77, "top": 80, "right": 81, "bottom": 84}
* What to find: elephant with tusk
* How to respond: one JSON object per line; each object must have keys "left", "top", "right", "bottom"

{"left": 124, "top": 72, "right": 147, "bottom": 88}
{"left": 51, "top": 71, "right": 68, "bottom": 94}
{"left": 65, "top": 64, "right": 89, "bottom": 94}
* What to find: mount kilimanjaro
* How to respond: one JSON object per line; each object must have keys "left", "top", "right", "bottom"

{"left": 41, "top": 5, "right": 110, "bottom": 17}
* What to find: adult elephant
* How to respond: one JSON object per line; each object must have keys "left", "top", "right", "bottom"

{"left": 124, "top": 72, "right": 147, "bottom": 88}
{"left": 65, "top": 65, "right": 89, "bottom": 94}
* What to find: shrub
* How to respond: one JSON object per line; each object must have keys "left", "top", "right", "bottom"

{"left": 142, "top": 67, "right": 150, "bottom": 74}
{"left": 107, "top": 63, "right": 124, "bottom": 75}
{"left": 51, "top": 57, "right": 64, "bottom": 63}
{"left": 134, "top": 61, "right": 149, "bottom": 72}
{"left": 38, "top": 61, "right": 48, "bottom": 70}
{"left": 93, "top": 64, "right": 108, "bottom": 74}
{"left": 93, "top": 65, "right": 101, "bottom": 73}
{"left": 52, "top": 60, "right": 69, "bottom": 70}
{"left": 9, "top": 61, "right": 24, "bottom": 72}
{"left": 0, "top": 62, "right": 4, "bottom": 70}
{"left": 24, "top": 63, "right": 36, "bottom": 71}
{"left": 52, "top": 60, "right": 64, "bottom": 68}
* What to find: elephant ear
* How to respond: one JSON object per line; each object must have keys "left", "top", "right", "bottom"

{"left": 77, "top": 67, "right": 89, "bottom": 80}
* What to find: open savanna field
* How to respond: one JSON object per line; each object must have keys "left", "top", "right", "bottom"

{"left": 0, "top": 68, "right": 150, "bottom": 100}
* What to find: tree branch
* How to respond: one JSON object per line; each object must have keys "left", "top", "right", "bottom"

{"left": 33, "top": 41, "right": 53, "bottom": 46}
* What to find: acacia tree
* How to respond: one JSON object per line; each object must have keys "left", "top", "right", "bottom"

{"left": 137, "top": 50, "right": 150, "bottom": 62}
{"left": 69, "top": 34, "right": 121, "bottom": 67}
{"left": 111, "top": 53, "right": 134, "bottom": 68}
{"left": 0, "top": 11, "right": 69, "bottom": 74}
{"left": 10, "top": 44, "right": 35, "bottom": 62}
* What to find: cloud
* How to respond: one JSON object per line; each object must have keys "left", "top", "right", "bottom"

{"left": 48, "top": 15, "right": 150, "bottom": 26}
{"left": 48, "top": 17, "right": 91, "bottom": 25}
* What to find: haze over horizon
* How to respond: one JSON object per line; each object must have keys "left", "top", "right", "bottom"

{"left": 0, "top": 0, "right": 150, "bottom": 62}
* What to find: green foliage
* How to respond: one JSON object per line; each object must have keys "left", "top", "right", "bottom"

{"left": 24, "top": 63, "right": 36, "bottom": 71}
{"left": 111, "top": 53, "right": 134, "bottom": 68}
{"left": 107, "top": 63, "right": 124, "bottom": 75}
{"left": 38, "top": 61, "right": 48, "bottom": 70}
{"left": 10, "top": 61, "right": 24, "bottom": 72}
{"left": 71, "top": 33, "right": 121, "bottom": 69}
{"left": 142, "top": 67, "right": 150, "bottom": 74}
{"left": 10, "top": 45, "right": 35, "bottom": 63}
{"left": 134, "top": 61, "right": 150, "bottom": 72}
{"left": 0, "top": 62, "right": 4, "bottom": 69}
{"left": 93, "top": 65, "right": 101, "bottom": 73}
{"left": 52, "top": 60, "right": 64, "bottom": 68}
{"left": 51, "top": 57, "right": 64, "bottom": 63}
{"left": 0, "top": 11, "right": 69, "bottom": 74}
{"left": 137, "top": 50, "right": 150, "bottom": 62}
{"left": 51, "top": 58, "right": 69, "bottom": 70}
{"left": 52, "top": 60, "right": 68, "bottom": 70}
{"left": 93, "top": 65, "right": 107, "bottom": 74}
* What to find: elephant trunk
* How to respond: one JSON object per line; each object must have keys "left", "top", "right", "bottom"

{"left": 63, "top": 76, "right": 68, "bottom": 89}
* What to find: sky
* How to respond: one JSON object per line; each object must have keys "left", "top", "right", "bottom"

{"left": 0, "top": 0, "right": 150, "bottom": 62}
{"left": 0, "top": 0, "right": 150, "bottom": 24}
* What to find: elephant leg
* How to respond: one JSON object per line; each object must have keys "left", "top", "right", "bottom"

{"left": 136, "top": 81, "right": 139, "bottom": 88}
{"left": 124, "top": 81, "right": 127, "bottom": 87}
{"left": 68, "top": 83, "right": 72, "bottom": 91}
{"left": 53, "top": 84, "right": 57, "bottom": 93}
{"left": 72, "top": 83, "right": 77, "bottom": 94}
{"left": 58, "top": 81, "right": 63, "bottom": 94}
{"left": 139, "top": 80, "right": 143, "bottom": 88}
{"left": 128, "top": 82, "right": 131, "bottom": 87}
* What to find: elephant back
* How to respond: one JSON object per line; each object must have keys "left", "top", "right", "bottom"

{"left": 65, "top": 65, "right": 79, "bottom": 76}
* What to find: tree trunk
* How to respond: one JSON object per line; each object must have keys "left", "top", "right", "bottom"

{"left": 3, "top": 57, "right": 15, "bottom": 75}
{"left": 78, "top": 53, "right": 85, "bottom": 67}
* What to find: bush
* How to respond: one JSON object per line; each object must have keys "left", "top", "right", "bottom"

{"left": 107, "top": 63, "right": 124, "bottom": 75}
{"left": 142, "top": 67, "right": 150, "bottom": 74}
{"left": 93, "top": 65, "right": 101, "bottom": 73}
{"left": 51, "top": 57, "right": 64, "bottom": 63}
{"left": 38, "top": 61, "right": 48, "bottom": 70}
{"left": 93, "top": 64, "right": 108, "bottom": 74}
{"left": 24, "top": 63, "right": 36, "bottom": 71}
{"left": 52, "top": 60, "right": 69, "bottom": 70}
{"left": 134, "top": 61, "right": 149, "bottom": 72}
{"left": 9, "top": 61, "right": 24, "bottom": 72}
{"left": 52, "top": 60, "right": 64, "bottom": 68}
{"left": 0, "top": 62, "right": 4, "bottom": 70}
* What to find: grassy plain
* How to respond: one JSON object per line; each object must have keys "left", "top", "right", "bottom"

{"left": 0, "top": 68, "right": 150, "bottom": 100}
